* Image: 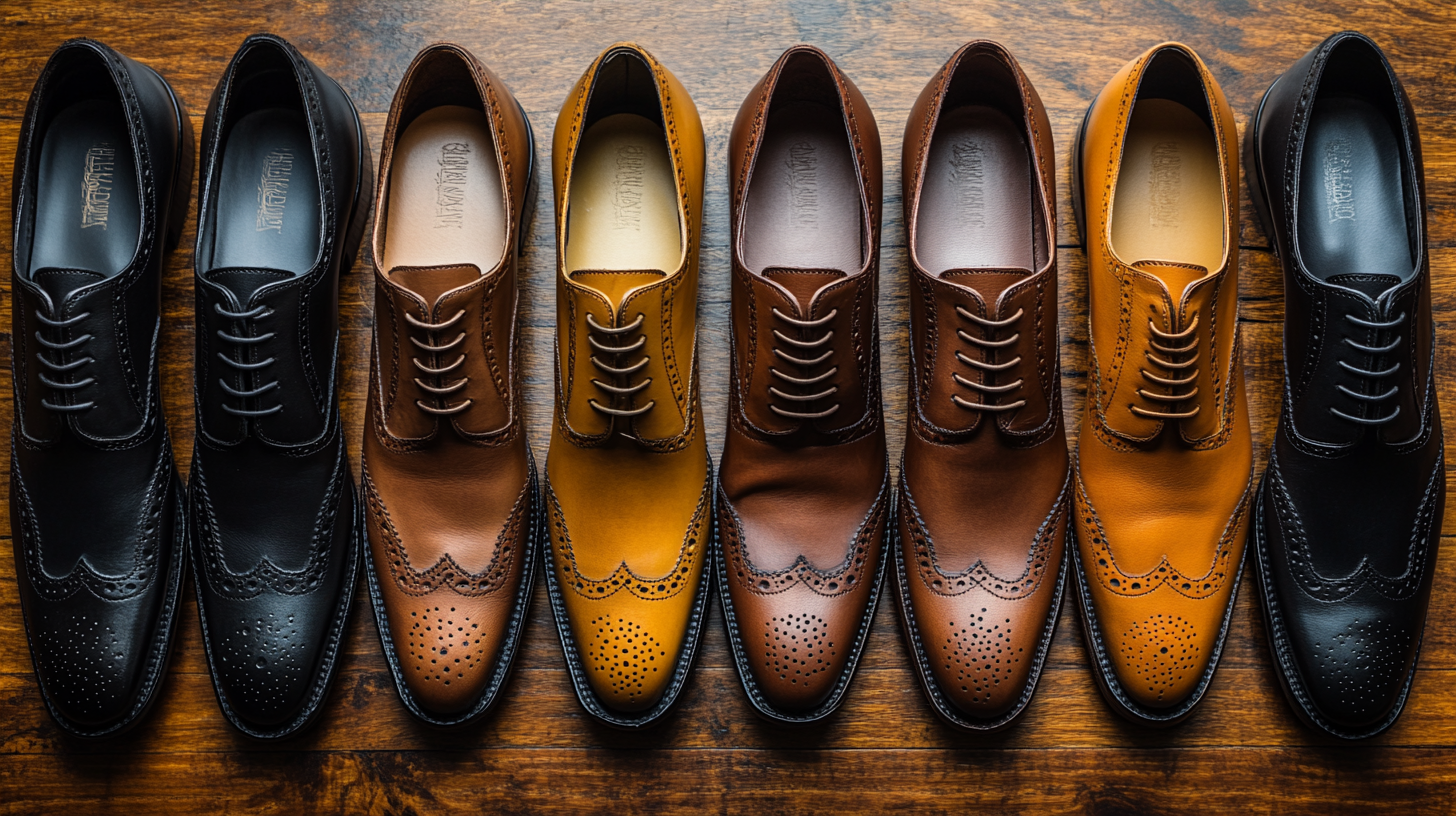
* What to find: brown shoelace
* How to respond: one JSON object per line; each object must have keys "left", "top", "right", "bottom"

{"left": 1132, "top": 313, "right": 1200, "bottom": 420}
{"left": 587, "top": 312, "right": 655, "bottom": 418}
{"left": 768, "top": 306, "right": 840, "bottom": 420}
{"left": 951, "top": 305, "right": 1026, "bottom": 412}
{"left": 407, "top": 309, "right": 472, "bottom": 416}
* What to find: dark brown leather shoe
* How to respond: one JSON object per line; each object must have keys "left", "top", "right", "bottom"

{"left": 717, "top": 45, "right": 887, "bottom": 724}
{"left": 894, "top": 41, "right": 1069, "bottom": 732}
{"left": 361, "top": 43, "right": 539, "bottom": 726}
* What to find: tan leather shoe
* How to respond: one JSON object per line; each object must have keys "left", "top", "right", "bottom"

{"left": 1071, "top": 42, "right": 1253, "bottom": 726}
{"left": 361, "top": 43, "right": 539, "bottom": 726}
{"left": 717, "top": 45, "right": 888, "bottom": 724}
{"left": 895, "top": 41, "right": 1069, "bottom": 732}
{"left": 544, "top": 43, "right": 711, "bottom": 728}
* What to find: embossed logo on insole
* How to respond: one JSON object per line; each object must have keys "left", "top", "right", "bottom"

{"left": 255, "top": 149, "right": 293, "bottom": 233}
{"left": 434, "top": 142, "right": 470, "bottom": 229}
{"left": 612, "top": 145, "right": 645, "bottom": 230}
{"left": 948, "top": 140, "right": 986, "bottom": 228}
{"left": 80, "top": 144, "right": 115, "bottom": 230}
{"left": 1148, "top": 142, "right": 1182, "bottom": 228}
{"left": 784, "top": 141, "right": 819, "bottom": 226}
{"left": 1324, "top": 138, "right": 1356, "bottom": 222}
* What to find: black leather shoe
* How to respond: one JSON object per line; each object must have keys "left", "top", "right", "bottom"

{"left": 1246, "top": 30, "right": 1444, "bottom": 740}
{"left": 189, "top": 33, "right": 371, "bottom": 740}
{"left": 9, "top": 38, "right": 194, "bottom": 738}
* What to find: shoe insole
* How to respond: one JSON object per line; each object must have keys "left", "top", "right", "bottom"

{"left": 1111, "top": 98, "right": 1224, "bottom": 274}
{"left": 915, "top": 105, "right": 1036, "bottom": 275}
{"left": 29, "top": 98, "right": 140, "bottom": 278}
{"left": 210, "top": 108, "right": 320, "bottom": 275}
{"left": 381, "top": 105, "right": 505, "bottom": 278}
{"left": 742, "top": 101, "right": 862, "bottom": 275}
{"left": 565, "top": 112, "right": 681, "bottom": 299}
{"left": 1297, "top": 97, "right": 1413, "bottom": 283}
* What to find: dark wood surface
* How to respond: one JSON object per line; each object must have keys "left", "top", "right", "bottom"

{"left": 2, "top": 1, "right": 1455, "bottom": 813}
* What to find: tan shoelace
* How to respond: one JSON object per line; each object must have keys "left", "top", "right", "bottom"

{"left": 407, "top": 309, "right": 472, "bottom": 416}
{"left": 587, "top": 312, "right": 655, "bottom": 418}
{"left": 768, "top": 306, "right": 840, "bottom": 420}
{"left": 1133, "top": 313, "right": 1200, "bottom": 420}
{"left": 951, "top": 305, "right": 1026, "bottom": 412}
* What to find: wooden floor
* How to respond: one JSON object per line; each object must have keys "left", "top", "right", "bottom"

{"left": 2, "top": 1, "right": 1455, "bottom": 813}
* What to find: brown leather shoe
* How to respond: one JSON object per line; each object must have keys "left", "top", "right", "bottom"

{"left": 894, "top": 41, "right": 1069, "bottom": 732}
{"left": 361, "top": 43, "right": 539, "bottom": 726}
{"left": 1071, "top": 43, "right": 1253, "bottom": 726}
{"left": 717, "top": 45, "right": 888, "bottom": 724}
{"left": 544, "top": 43, "right": 712, "bottom": 729}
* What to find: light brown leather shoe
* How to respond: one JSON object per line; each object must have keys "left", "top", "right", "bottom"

{"left": 1071, "top": 42, "right": 1253, "bottom": 726}
{"left": 895, "top": 41, "right": 1069, "bottom": 732}
{"left": 544, "top": 43, "right": 711, "bottom": 729}
{"left": 361, "top": 43, "right": 539, "bottom": 726}
{"left": 717, "top": 45, "right": 887, "bottom": 724}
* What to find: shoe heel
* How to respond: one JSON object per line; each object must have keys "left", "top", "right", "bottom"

{"left": 1244, "top": 77, "right": 1280, "bottom": 259}
{"left": 337, "top": 93, "right": 375, "bottom": 276}
{"left": 1070, "top": 95, "right": 1095, "bottom": 251}
{"left": 154, "top": 67, "right": 196, "bottom": 254}
{"left": 515, "top": 97, "right": 538, "bottom": 257}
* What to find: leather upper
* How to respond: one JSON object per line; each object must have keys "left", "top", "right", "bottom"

{"left": 895, "top": 41, "right": 1069, "bottom": 729}
{"left": 1074, "top": 43, "right": 1253, "bottom": 721}
{"left": 717, "top": 45, "right": 888, "bottom": 721}
{"left": 10, "top": 38, "right": 191, "bottom": 737}
{"left": 188, "top": 33, "right": 366, "bottom": 739}
{"left": 545, "top": 43, "right": 711, "bottom": 725}
{"left": 1250, "top": 31, "right": 1443, "bottom": 737}
{"left": 361, "top": 43, "right": 537, "bottom": 724}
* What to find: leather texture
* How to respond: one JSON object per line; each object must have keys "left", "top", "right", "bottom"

{"left": 1071, "top": 42, "right": 1253, "bottom": 726}
{"left": 188, "top": 33, "right": 371, "bottom": 739}
{"left": 10, "top": 38, "right": 193, "bottom": 738}
{"left": 717, "top": 45, "right": 888, "bottom": 723}
{"left": 1246, "top": 31, "right": 1443, "bottom": 739}
{"left": 544, "top": 43, "right": 712, "bottom": 729}
{"left": 361, "top": 43, "right": 540, "bottom": 727}
{"left": 895, "top": 41, "right": 1069, "bottom": 732}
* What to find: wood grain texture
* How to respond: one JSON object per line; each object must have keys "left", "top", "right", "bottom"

{"left": 1, "top": 0, "right": 1455, "bottom": 813}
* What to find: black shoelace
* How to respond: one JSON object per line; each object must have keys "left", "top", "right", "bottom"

{"left": 34, "top": 308, "right": 97, "bottom": 413}
{"left": 214, "top": 302, "right": 282, "bottom": 417}
{"left": 1331, "top": 310, "right": 1405, "bottom": 426}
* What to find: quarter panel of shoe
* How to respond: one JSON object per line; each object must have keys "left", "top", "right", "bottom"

{"left": 1295, "top": 46, "right": 1415, "bottom": 285}
{"left": 209, "top": 66, "right": 320, "bottom": 275}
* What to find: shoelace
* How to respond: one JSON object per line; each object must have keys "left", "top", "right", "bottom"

{"left": 1332, "top": 311, "right": 1405, "bottom": 426}
{"left": 587, "top": 312, "right": 654, "bottom": 418}
{"left": 951, "top": 305, "right": 1025, "bottom": 412}
{"left": 768, "top": 306, "right": 840, "bottom": 420}
{"left": 1132, "top": 313, "right": 1200, "bottom": 420}
{"left": 214, "top": 303, "right": 282, "bottom": 418}
{"left": 34, "top": 308, "right": 97, "bottom": 412}
{"left": 407, "top": 309, "right": 472, "bottom": 416}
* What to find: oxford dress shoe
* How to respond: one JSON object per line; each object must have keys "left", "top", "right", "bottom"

{"left": 1071, "top": 43, "right": 1253, "bottom": 726}
{"left": 544, "top": 43, "right": 712, "bottom": 729}
{"left": 717, "top": 45, "right": 888, "bottom": 724}
{"left": 188, "top": 33, "right": 371, "bottom": 739}
{"left": 10, "top": 38, "right": 193, "bottom": 738}
{"left": 362, "top": 43, "right": 540, "bottom": 727}
{"left": 896, "top": 41, "right": 1069, "bottom": 732}
{"left": 1247, "top": 31, "right": 1444, "bottom": 739}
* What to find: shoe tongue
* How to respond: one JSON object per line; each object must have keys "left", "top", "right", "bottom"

{"left": 762, "top": 267, "right": 847, "bottom": 312}
{"left": 941, "top": 267, "right": 1033, "bottom": 309}
{"left": 1327, "top": 273, "right": 1403, "bottom": 300}
{"left": 567, "top": 269, "right": 667, "bottom": 310}
{"left": 30, "top": 267, "right": 105, "bottom": 306}
{"left": 203, "top": 267, "right": 294, "bottom": 304}
{"left": 387, "top": 263, "right": 483, "bottom": 308}
{"left": 1131, "top": 259, "right": 1209, "bottom": 305}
